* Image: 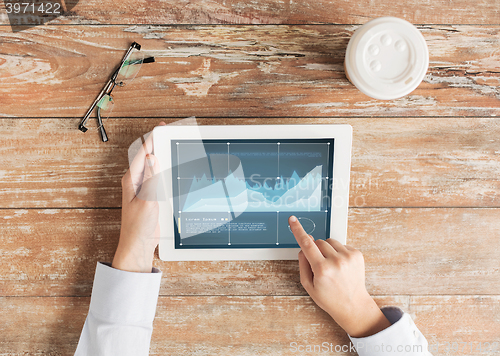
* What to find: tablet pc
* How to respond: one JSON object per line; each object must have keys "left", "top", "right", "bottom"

{"left": 153, "top": 124, "right": 352, "bottom": 261}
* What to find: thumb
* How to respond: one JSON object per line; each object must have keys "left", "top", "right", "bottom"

{"left": 144, "top": 154, "right": 157, "bottom": 181}
{"left": 298, "top": 250, "right": 314, "bottom": 291}
{"left": 136, "top": 154, "right": 159, "bottom": 202}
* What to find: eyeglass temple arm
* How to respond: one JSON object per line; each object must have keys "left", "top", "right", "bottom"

{"left": 78, "top": 42, "right": 142, "bottom": 132}
{"left": 78, "top": 76, "right": 117, "bottom": 132}
{"left": 96, "top": 106, "right": 109, "bottom": 143}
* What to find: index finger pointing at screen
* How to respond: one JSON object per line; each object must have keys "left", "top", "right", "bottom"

{"left": 288, "top": 216, "right": 324, "bottom": 266}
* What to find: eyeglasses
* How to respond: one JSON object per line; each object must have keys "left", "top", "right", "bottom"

{"left": 78, "top": 42, "right": 155, "bottom": 142}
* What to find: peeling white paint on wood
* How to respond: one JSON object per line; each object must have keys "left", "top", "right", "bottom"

{"left": 0, "top": 25, "right": 498, "bottom": 117}
{"left": 169, "top": 58, "right": 241, "bottom": 96}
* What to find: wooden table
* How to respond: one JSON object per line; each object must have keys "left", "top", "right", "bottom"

{"left": 1, "top": 1, "right": 499, "bottom": 354}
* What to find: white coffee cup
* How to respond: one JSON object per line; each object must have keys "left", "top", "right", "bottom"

{"left": 344, "top": 17, "right": 429, "bottom": 100}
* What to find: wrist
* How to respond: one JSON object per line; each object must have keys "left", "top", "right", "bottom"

{"left": 333, "top": 294, "right": 392, "bottom": 338}
{"left": 112, "top": 243, "right": 155, "bottom": 273}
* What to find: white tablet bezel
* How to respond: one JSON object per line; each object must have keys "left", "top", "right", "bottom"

{"left": 154, "top": 124, "right": 352, "bottom": 261}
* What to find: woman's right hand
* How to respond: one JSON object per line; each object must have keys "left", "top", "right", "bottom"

{"left": 288, "top": 215, "right": 391, "bottom": 338}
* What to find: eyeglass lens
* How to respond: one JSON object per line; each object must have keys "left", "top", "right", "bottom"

{"left": 116, "top": 49, "right": 144, "bottom": 86}
{"left": 96, "top": 94, "right": 114, "bottom": 129}
{"left": 91, "top": 49, "right": 144, "bottom": 130}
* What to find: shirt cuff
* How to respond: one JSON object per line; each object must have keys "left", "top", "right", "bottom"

{"left": 89, "top": 262, "right": 162, "bottom": 325}
{"left": 348, "top": 306, "right": 430, "bottom": 356}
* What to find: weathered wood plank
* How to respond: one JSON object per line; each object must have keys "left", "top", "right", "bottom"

{"left": 410, "top": 296, "right": 500, "bottom": 354}
{"left": 1, "top": 295, "right": 499, "bottom": 355}
{"left": 1, "top": 0, "right": 499, "bottom": 25}
{"left": 1, "top": 208, "right": 499, "bottom": 297}
{"left": 0, "top": 25, "right": 498, "bottom": 118}
{"left": 0, "top": 118, "right": 498, "bottom": 209}
{"left": 152, "top": 295, "right": 500, "bottom": 356}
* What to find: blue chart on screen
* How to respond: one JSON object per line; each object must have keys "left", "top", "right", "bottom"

{"left": 171, "top": 139, "right": 334, "bottom": 249}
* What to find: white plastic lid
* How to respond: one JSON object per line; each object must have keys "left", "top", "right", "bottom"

{"left": 345, "top": 17, "right": 429, "bottom": 100}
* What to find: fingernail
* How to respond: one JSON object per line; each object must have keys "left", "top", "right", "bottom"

{"left": 146, "top": 155, "right": 155, "bottom": 167}
{"left": 289, "top": 215, "right": 297, "bottom": 223}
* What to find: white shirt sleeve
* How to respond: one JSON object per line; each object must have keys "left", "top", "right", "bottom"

{"left": 74, "top": 262, "right": 162, "bottom": 356}
{"left": 349, "top": 306, "right": 433, "bottom": 356}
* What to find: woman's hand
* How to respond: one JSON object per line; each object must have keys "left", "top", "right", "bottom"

{"left": 112, "top": 121, "right": 166, "bottom": 273}
{"left": 288, "top": 215, "right": 391, "bottom": 338}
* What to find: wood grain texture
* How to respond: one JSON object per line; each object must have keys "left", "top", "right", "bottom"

{"left": 1, "top": 208, "right": 499, "bottom": 297}
{"left": 1, "top": 295, "right": 499, "bottom": 355}
{"left": 0, "top": 25, "right": 498, "bottom": 118}
{"left": 1, "top": 0, "right": 499, "bottom": 25}
{"left": 0, "top": 118, "right": 498, "bottom": 209}
{"left": 1, "top": 3, "right": 499, "bottom": 354}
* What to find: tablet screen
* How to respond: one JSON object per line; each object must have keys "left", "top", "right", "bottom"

{"left": 171, "top": 138, "right": 334, "bottom": 249}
